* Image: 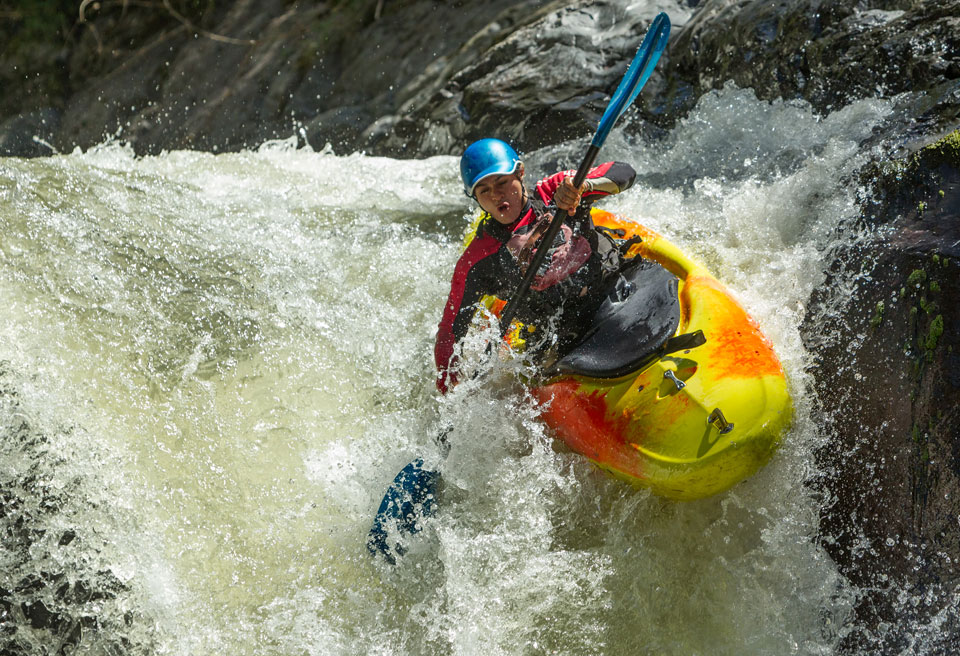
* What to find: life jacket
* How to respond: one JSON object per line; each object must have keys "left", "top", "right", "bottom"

{"left": 504, "top": 199, "right": 593, "bottom": 291}
{"left": 506, "top": 200, "right": 645, "bottom": 288}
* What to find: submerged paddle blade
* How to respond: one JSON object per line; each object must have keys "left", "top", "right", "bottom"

{"left": 593, "top": 12, "right": 671, "bottom": 147}
{"left": 367, "top": 458, "right": 439, "bottom": 565}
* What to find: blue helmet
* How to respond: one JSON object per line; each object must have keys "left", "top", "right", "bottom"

{"left": 460, "top": 138, "right": 522, "bottom": 197}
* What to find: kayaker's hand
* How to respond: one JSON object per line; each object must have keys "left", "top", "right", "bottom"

{"left": 554, "top": 176, "right": 586, "bottom": 216}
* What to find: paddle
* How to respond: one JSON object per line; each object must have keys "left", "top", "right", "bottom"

{"left": 366, "top": 457, "right": 440, "bottom": 565}
{"left": 498, "top": 11, "right": 671, "bottom": 334}
{"left": 367, "top": 12, "right": 671, "bottom": 565}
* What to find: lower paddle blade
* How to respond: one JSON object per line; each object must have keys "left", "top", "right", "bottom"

{"left": 367, "top": 459, "right": 440, "bottom": 565}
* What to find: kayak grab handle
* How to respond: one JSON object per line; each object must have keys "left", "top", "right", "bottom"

{"left": 663, "top": 370, "right": 685, "bottom": 391}
{"left": 708, "top": 408, "right": 735, "bottom": 434}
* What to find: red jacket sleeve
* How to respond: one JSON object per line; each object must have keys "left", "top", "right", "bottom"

{"left": 434, "top": 233, "right": 503, "bottom": 394}
{"left": 534, "top": 161, "right": 635, "bottom": 204}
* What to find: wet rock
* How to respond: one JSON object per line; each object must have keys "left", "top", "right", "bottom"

{"left": 368, "top": 0, "right": 671, "bottom": 157}
{"left": 366, "top": 0, "right": 960, "bottom": 155}
{"left": 2, "top": 0, "right": 548, "bottom": 156}
{"left": 2, "top": 0, "right": 959, "bottom": 158}
{"left": 304, "top": 104, "right": 378, "bottom": 153}
{"left": 803, "top": 130, "right": 960, "bottom": 653}
{"left": 666, "top": 0, "right": 960, "bottom": 128}
{"left": 0, "top": 108, "right": 60, "bottom": 158}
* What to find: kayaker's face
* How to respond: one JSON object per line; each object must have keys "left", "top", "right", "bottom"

{"left": 475, "top": 166, "right": 525, "bottom": 225}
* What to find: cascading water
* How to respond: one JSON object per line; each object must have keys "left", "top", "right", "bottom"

{"left": 0, "top": 85, "right": 912, "bottom": 654}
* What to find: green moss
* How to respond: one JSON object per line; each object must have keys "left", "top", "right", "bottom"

{"left": 930, "top": 280, "right": 941, "bottom": 294}
{"left": 0, "top": 0, "right": 81, "bottom": 107}
{"left": 919, "top": 296, "right": 938, "bottom": 314}
{"left": 908, "top": 134, "right": 957, "bottom": 179}
{"left": 869, "top": 300, "right": 885, "bottom": 328}
{"left": 907, "top": 269, "right": 927, "bottom": 287}
{"left": 937, "top": 129, "right": 960, "bottom": 158}
{"left": 933, "top": 254, "right": 941, "bottom": 265}
{"left": 924, "top": 314, "right": 944, "bottom": 351}
{"left": 920, "top": 128, "right": 960, "bottom": 166}
{"left": 868, "top": 131, "right": 958, "bottom": 220}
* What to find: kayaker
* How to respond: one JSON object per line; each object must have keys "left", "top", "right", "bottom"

{"left": 434, "top": 138, "right": 637, "bottom": 394}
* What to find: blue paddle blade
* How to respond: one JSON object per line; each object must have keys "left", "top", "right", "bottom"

{"left": 593, "top": 12, "right": 671, "bottom": 147}
{"left": 367, "top": 458, "right": 439, "bottom": 565}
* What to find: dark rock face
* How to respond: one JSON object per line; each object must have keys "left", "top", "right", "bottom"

{"left": 0, "top": 108, "right": 60, "bottom": 157}
{"left": 667, "top": 0, "right": 960, "bottom": 108}
{"left": 3, "top": 1, "right": 958, "bottom": 158}
{"left": 0, "top": 1, "right": 691, "bottom": 158}
{"left": 2, "top": 0, "right": 554, "bottom": 156}
{"left": 803, "top": 132, "right": 960, "bottom": 652}
{"left": 367, "top": 0, "right": 960, "bottom": 156}
{"left": 369, "top": 0, "right": 669, "bottom": 156}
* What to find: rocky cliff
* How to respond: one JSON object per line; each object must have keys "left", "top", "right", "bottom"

{"left": 801, "top": 129, "right": 960, "bottom": 653}
{"left": 2, "top": 1, "right": 958, "bottom": 159}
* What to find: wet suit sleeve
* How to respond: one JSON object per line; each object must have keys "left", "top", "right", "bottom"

{"left": 434, "top": 233, "right": 507, "bottom": 394}
{"left": 534, "top": 161, "right": 636, "bottom": 205}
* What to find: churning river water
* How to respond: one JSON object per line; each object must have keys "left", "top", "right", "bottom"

{"left": 0, "top": 86, "right": 911, "bottom": 654}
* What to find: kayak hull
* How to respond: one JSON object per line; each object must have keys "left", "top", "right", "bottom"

{"left": 529, "top": 210, "right": 792, "bottom": 501}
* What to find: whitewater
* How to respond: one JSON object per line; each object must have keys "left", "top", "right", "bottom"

{"left": 1, "top": 86, "right": 903, "bottom": 654}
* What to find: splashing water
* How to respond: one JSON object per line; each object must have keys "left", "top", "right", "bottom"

{"left": 0, "top": 86, "right": 899, "bottom": 654}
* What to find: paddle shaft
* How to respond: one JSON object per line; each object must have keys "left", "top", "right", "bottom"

{"left": 497, "top": 143, "right": 600, "bottom": 334}
{"left": 495, "top": 12, "right": 669, "bottom": 338}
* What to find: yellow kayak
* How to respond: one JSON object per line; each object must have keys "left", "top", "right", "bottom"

{"left": 526, "top": 209, "right": 793, "bottom": 500}
{"left": 470, "top": 209, "right": 793, "bottom": 500}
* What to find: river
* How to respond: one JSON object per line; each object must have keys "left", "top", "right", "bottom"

{"left": 1, "top": 85, "right": 903, "bottom": 654}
